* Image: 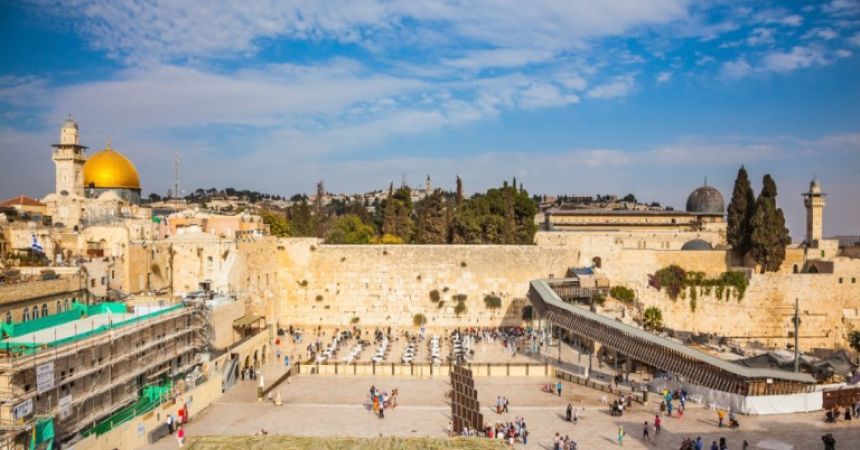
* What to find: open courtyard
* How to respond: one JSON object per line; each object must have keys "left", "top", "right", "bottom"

{"left": 146, "top": 373, "right": 859, "bottom": 450}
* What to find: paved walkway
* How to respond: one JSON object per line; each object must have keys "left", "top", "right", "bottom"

{"left": 145, "top": 375, "right": 859, "bottom": 450}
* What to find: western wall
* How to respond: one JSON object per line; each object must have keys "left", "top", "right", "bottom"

{"left": 148, "top": 230, "right": 859, "bottom": 352}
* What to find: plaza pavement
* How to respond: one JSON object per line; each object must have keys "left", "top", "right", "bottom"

{"left": 145, "top": 374, "right": 859, "bottom": 450}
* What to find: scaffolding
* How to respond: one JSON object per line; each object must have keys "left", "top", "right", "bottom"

{"left": 0, "top": 302, "right": 207, "bottom": 449}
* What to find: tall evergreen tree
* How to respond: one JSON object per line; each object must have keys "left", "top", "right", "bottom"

{"left": 415, "top": 190, "right": 448, "bottom": 244}
{"left": 287, "top": 198, "right": 316, "bottom": 237}
{"left": 749, "top": 174, "right": 792, "bottom": 273}
{"left": 727, "top": 165, "right": 756, "bottom": 256}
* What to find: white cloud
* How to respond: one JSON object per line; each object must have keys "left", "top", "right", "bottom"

{"left": 803, "top": 28, "right": 839, "bottom": 40}
{"left": 49, "top": 0, "right": 691, "bottom": 63}
{"left": 517, "top": 84, "right": 579, "bottom": 109}
{"left": 762, "top": 46, "right": 827, "bottom": 72}
{"left": 442, "top": 48, "right": 556, "bottom": 70}
{"left": 746, "top": 28, "right": 775, "bottom": 46}
{"left": 753, "top": 9, "right": 804, "bottom": 27}
{"left": 720, "top": 59, "right": 752, "bottom": 79}
{"left": 835, "top": 49, "right": 853, "bottom": 58}
{"left": 586, "top": 75, "right": 635, "bottom": 99}
{"left": 656, "top": 71, "right": 672, "bottom": 83}
{"left": 823, "top": 0, "right": 860, "bottom": 16}
{"left": 850, "top": 32, "right": 860, "bottom": 46}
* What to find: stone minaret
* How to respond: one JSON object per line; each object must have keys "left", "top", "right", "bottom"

{"left": 802, "top": 177, "right": 826, "bottom": 247}
{"left": 51, "top": 115, "right": 87, "bottom": 196}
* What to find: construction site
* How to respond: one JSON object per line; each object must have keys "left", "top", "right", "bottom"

{"left": 0, "top": 300, "right": 207, "bottom": 449}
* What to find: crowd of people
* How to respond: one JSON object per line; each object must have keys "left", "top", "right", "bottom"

{"left": 825, "top": 401, "right": 860, "bottom": 423}
{"left": 367, "top": 384, "right": 399, "bottom": 419}
{"left": 552, "top": 432, "right": 577, "bottom": 449}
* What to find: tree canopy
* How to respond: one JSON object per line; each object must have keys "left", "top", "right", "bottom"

{"left": 325, "top": 215, "right": 377, "bottom": 244}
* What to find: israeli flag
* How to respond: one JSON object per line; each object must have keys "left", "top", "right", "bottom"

{"left": 31, "top": 234, "right": 43, "bottom": 253}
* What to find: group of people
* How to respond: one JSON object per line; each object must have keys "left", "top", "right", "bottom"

{"left": 610, "top": 393, "right": 634, "bottom": 417}
{"left": 659, "top": 388, "right": 687, "bottom": 419}
{"left": 368, "top": 384, "right": 398, "bottom": 418}
{"left": 677, "top": 436, "right": 746, "bottom": 450}
{"left": 552, "top": 432, "right": 577, "bottom": 450}
{"left": 495, "top": 396, "right": 510, "bottom": 414}
{"left": 486, "top": 418, "right": 529, "bottom": 445}
{"left": 165, "top": 410, "right": 187, "bottom": 447}
{"left": 825, "top": 401, "right": 860, "bottom": 423}
{"left": 564, "top": 404, "right": 583, "bottom": 423}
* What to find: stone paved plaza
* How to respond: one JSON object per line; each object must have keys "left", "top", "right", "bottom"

{"left": 146, "top": 374, "right": 859, "bottom": 450}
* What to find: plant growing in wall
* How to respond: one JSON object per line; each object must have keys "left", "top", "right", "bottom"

{"left": 413, "top": 313, "right": 427, "bottom": 327}
{"left": 299, "top": 280, "right": 308, "bottom": 287}
{"left": 460, "top": 261, "right": 467, "bottom": 267}
{"left": 437, "top": 300, "right": 446, "bottom": 309}
{"left": 591, "top": 293, "right": 606, "bottom": 306}
{"left": 643, "top": 307, "right": 663, "bottom": 331}
{"left": 609, "top": 286, "right": 635, "bottom": 304}
{"left": 454, "top": 301, "right": 467, "bottom": 316}
{"left": 351, "top": 317, "right": 360, "bottom": 324}
{"left": 315, "top": 294, "right": 323, "bottom": 302}
{"left": 453, "top": 294, "right": 467, "bottom": 303}
{"left": 429, "top": 289, "right": 441, "bottom": 302}
{"left": 847, "top": 330, "right": 860, "bottom": 354}
{"left": 483, "top": 295, "right": 502, "bottom": 309}
{"left": 648, "top": 265, "right": 686, "bottom": 300}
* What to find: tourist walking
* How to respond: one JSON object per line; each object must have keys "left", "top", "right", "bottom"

{"left": 717, "top": 409, "right": 726, "bottom": 427}
{"left": 654, "top": 415, "right": 661, "bottom": 434}
{"left": 176, "top": 425, "right": 185, "bottom": 447}
{"left": 557, "top": 381, "right": 563, "bottom": 397}
{"left": 642, "top": 421, "right": 650, "bottom": 441}
{"left": 617, "top": 425, "right": 625, "bottom": 446}
{"left": 566, "top": 404, "right": 572, "bottom": 422}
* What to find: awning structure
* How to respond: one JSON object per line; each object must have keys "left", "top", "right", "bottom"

{"left": 233, "top": 315, "right": 264, "bottom": 327}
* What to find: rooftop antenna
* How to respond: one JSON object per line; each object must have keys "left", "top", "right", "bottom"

{"left": 173, "top": 152, "right": 181, "bottom": 199}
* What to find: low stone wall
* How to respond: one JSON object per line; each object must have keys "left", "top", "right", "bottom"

{"left": 295, "top": 362, "right": 549, "bottom": 378}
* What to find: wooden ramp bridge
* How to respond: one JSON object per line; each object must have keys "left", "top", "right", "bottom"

{"left": 528, "top": 278, "right": 815, "bottom": 396}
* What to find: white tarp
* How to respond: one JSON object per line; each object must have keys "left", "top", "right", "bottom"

{"left": 649, "top": 377, "right": 822, "bottom": 415}
{"left": 59, "top": 394, "right": 72, "bottom": 419}
{"left": 12, "top": 399, "right": 33, "bottom": 420}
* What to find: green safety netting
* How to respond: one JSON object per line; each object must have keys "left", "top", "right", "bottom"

{"left": 29, "top": 417, "right": 54, "bottom": 450}
{"left": 2, "top": 304, "right": 185, "bottom": 356}
{"left": 1, "top": 302, "right": 85, "bottom": 338}
{"left": 83, "top": 381, "right": 173, "bottom": 437}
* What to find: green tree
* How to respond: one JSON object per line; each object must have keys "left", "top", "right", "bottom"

{"left": 415, "top": 190, "right": 448, "bottom": 244}
{"left": 749, "top": 175, "right": 791, "bottom": 273}
{"left": 643, "top": 307, "right": 663, "bottom": 331}
{"left": 609, "top": 286, "right": 635, "bottom": 304}
{"left": 260, "top": 210, "right": 291, "bottom": 237}
{"left": 325, "top": 215, "right": 377, "bottom": 244}
{"left": 727, "top": 166, "right": 756, "bottom": 256}
{"left": 287, "top": 199, "right": 316, "bottom": 237}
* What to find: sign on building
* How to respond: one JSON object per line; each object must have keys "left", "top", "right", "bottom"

{"left": 59, "top": 394, "right": 73, "bottom": 419}
{"left": 13, "top": 399, "right": 33, "bottom": 420}
{"left": 36, "top": 362, "right": 55, "bottom": 394}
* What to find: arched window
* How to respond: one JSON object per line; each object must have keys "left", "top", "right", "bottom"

{"left": 32, "top": 306, "right": 39, "bottom": 320}
{"left": 65, "top": 299, "right": 70, "bottom": 310}
{"left": 792, "top": 264, "right": 799, "bottom": 274}
{"left": 23, "top": 309, "right": 29, "bottom": 322}
{"left": 57, "top": 300, "right": 62, "bottom": 313}
{"left": 5, "top": 312, "right": 11, "bottom": 324}
{"left": 42, "top": 304, "right": 48, "bottom": 318}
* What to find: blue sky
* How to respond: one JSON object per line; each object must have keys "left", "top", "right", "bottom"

{"left": 1, "top": 0, "right": 859, "bottom": 237}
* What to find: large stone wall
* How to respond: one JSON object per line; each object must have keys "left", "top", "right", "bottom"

{"left": 273, "top": 238, "right": 580, "bottom": 328}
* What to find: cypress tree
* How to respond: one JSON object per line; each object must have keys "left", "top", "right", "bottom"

{"left": 749, "top": 174, "right": 791, "bottom": 273}
{"left": 727, "top": 166, "right": 756, "bottom": 256}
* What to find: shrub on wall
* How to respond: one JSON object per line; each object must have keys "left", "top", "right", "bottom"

{"left": 591, "top": 293, "right": 606, "bottom": 306}
{"left": 483, "top": 295, "right": 502, "bottom": 309}
{"left": 315, "top": 294, "right": 323, "bottom": 302}
{"left": 609, "top": 286, "right": 635, "bottom": 304}
{"left": 429, "top": 289, "right": 441, "bottom": 302}
{"left": 454, "top": 301, "right": 467, "bottom": 316}
{"left": 413, "top": 313, "right": 427, "bottom": 326}
{"left": 649, "top": 265, "right": 748, "bottom": 302}
{"left": 351, "top": 317, "right": 360, "bottom": 324}
{"left": 437, "top": 300, "right": 446, "bottom": 309}
{"left": 452, "top": 294, "right": 467, "bottom": 303}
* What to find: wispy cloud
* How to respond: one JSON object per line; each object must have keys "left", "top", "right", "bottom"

{"left": 586, "top": 75, "right": 636, "bottom": 99}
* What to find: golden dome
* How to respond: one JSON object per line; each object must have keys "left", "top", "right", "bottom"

{"left": 83, "top": 145, "right": 141, "bottom": 190}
